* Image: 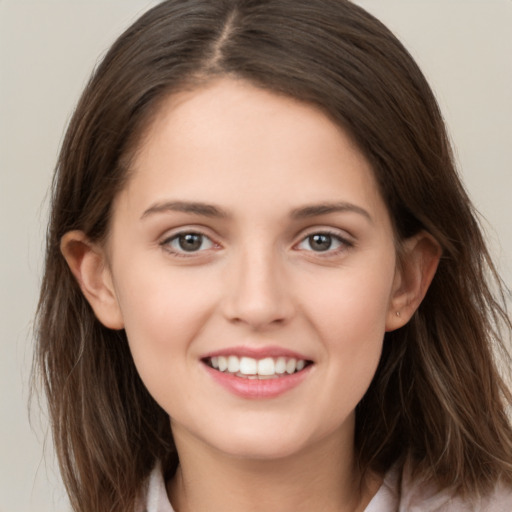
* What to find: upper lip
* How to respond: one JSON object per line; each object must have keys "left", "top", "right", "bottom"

{"left": 202, "top": 345, "right": 312, "bottom": 361}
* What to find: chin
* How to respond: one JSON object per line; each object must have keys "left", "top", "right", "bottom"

{"left": 214, "top": 434, "right": 310, "bottom": 461}
{"left": 190, "top": 415, "right": 330, "bottom": 462}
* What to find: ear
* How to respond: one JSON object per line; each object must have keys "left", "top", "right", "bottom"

{"left": 386, "top": 231, "right": 441, "bottom": 332}
{"left": 60, "top": 230, "right": 124, "bottom": 330}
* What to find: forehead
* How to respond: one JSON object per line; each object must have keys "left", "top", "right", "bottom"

{"left": 119, "top": 78, "right": 388, "bottom": 222}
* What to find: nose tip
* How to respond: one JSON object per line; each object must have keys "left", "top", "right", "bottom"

{"left": 229, "top": 295, "right": 290, "bottom": 329}
{"left": 222, "top": 255, "right": 294, "bottom": 330}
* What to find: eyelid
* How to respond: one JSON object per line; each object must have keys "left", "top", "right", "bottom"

{"left": 293, "top": 227, "right": 355, "bottom": 254}
{"left": 159, "top": 227, "right": 221, "bottom": 257}
{"left": 159, "top": 223, "right": 219, "bottom": 242}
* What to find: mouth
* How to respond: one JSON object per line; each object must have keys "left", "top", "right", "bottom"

{"left": 203, "top": 355, "right": 313, "bottom": 380}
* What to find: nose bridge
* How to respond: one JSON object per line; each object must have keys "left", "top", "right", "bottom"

{"left": 224, "top": 240, "right": 293, "bottom": 328}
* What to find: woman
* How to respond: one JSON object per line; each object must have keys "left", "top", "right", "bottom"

{"left": 34, "top": 1, "right": 512, "bottom": 510}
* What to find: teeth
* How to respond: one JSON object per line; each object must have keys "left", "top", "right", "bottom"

{"left": 257, "top": 357, "right": 275, "bottom": 376}
{"left": 275, "top": 357, "right": 286, "bottom": 374}
{"left": 207, "top": 355, "right": 309, "bottom": 378}
{"left": 286, "top": 358, "right": 297, "bottom": 374}
{"left": 218, "top": 356, "right": 228, "bottom": 372}
{"left": 228, "top": 355, "right": 240, "bottom": 373}
{"left": 239, "top": 357, "right": 257, "bottom": 375}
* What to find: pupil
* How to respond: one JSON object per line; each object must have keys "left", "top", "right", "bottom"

{"left": 310, "top": 234, "right": 332, "bottom": 251}
{"left": 179, "top": 233, "right": 202, "bottom": 251}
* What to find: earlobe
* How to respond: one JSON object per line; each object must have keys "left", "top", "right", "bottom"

{"left": 60, "top": 231, "right": 124, "bottom": 330}
{"left": 386, "top": 231, "right": 441, "bottom": 332}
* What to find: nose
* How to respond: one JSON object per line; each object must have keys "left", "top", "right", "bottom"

{"left": 221, "top": 247, "right": 295, "bottom": 330}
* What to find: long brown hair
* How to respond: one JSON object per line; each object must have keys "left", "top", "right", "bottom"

{"left": 34, "top": 1, "right": 512, "bottom": 510}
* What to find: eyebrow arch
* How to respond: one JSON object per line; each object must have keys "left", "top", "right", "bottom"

{"left": 141, "top": 200, "right": 229, "bottom": 220}
{"left": 290, "top": 202, "right": 373, "bottom": 223}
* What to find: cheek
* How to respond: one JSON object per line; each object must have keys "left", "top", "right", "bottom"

{"left": 305, "top": 258, "right": 394, "bottom": 338}
{"left": 302, "top": 258, "right": 395, "bottom": 393}
{"left": 113, "top": 265, "right": 218, "bottom": 383}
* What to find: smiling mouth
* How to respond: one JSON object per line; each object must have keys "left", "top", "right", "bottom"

{"left": 203, "top": 355, "right": 313, "bottom": 380}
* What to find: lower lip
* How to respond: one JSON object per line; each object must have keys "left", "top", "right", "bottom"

{"left": 204, "top": 364, "right": 312, "bottom": 399}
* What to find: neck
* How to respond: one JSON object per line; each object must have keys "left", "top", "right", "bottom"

{"left": 167, "top": 423, "right": 380, "bottom": 512}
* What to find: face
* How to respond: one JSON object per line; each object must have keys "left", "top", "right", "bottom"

{"left": 103, "top": 78, "right": 402, "bottom": 460}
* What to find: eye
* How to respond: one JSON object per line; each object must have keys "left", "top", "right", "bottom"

{"left": 296, "top": 232, "right": 351, "bottom": 253}
{"left": 163, "top": 232, "right": 215, "bottom": 254}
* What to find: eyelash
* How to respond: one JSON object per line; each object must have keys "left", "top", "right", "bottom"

{"left": 295, "top": 230, "right": 354, "bottom": 256}
{"left": 160, "top": 231, "right": 218, "bottom": 258}
{"left": 160, "top": 229, "right": 354, "bottom": 258}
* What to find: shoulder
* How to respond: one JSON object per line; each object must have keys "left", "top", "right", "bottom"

{"left": 368, "top": 462, "right": 512, "bottom": 512}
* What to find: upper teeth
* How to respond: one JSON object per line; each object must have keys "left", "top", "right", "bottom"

{"left": 209, "top": 356, "right": 306, "bottom": 377}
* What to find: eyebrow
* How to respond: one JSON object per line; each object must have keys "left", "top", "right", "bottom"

{"left": 290, "top": 202, "right": 373, "bottom": 223}
{"left": 140, "top": 200, "right": 373, "bottom": 223}
{"left": 141, "top": 200, "right": 229, "bottom": 220}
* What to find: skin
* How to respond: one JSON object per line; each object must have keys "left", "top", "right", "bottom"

{"left": 62, "top": 78, "right": 440, "bottom": 511}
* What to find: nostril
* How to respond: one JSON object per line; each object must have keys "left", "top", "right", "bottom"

{"left": 220, "top": 259, "right": 295, "bottom": 328}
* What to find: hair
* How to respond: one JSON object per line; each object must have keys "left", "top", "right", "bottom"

{"left": 34, "top": 1, "right": 512, "bottom": 511}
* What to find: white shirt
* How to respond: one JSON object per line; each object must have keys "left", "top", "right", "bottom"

{"left": 142, "top": 462, "right": 512, "bottom": 512}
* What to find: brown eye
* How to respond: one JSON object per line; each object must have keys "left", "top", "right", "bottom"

{"left": 164, "top": 232, "right": 214, "bottom": 254}
{"left": 178, "top": 233, "right": 204, "bottom": 251}
{"left": 308, "top": 234, "right": 333, "bottom": 252}
{"left": 296, "top": 231, "right": 352, "bottom": 254}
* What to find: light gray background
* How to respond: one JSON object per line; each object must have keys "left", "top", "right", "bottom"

{"left": 1, "top": 1, "right": 510, "bottom": 511}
